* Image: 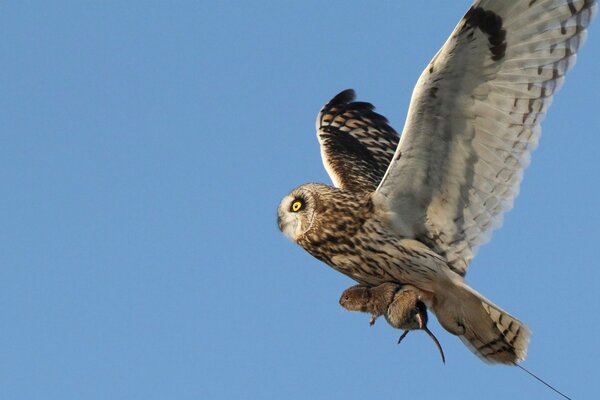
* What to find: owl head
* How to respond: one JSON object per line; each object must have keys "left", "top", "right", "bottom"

{"left": 277, "top": 184, "right": 324, "bottom": 242}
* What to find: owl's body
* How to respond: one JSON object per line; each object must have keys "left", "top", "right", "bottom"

{"left": 283, "top": 185, "right": 442, "bottom": 287}
{"left": 280, "top": 184, "right": 527, "bottom": 364}
{"left": 278, "top": 0, "right": 596, "bottom": 365}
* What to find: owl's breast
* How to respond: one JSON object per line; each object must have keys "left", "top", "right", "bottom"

{"left": 296, "top": 189, "right": 448, "bottom": 287}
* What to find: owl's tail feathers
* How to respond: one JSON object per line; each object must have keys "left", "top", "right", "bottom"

{"left": 431, "top": 282, "right": 531, "bottom": 365}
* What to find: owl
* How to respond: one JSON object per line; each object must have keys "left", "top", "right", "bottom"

{"left": 277, "top": 0, "right": 596, "bottom": 364}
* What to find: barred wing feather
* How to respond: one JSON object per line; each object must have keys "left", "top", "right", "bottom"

{"left": 317, "top": 89, "right": 400, "bottom": 193}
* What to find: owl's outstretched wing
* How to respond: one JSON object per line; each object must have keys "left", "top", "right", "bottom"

{"left": 317, "top": 89, "right": 399, "bottom": 193}
{"left": 375, "top": 0, "right": 596, "bottom": 275}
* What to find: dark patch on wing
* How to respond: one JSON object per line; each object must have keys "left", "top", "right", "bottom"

{"left": 463, "top": 7, "right": 507, "bottom": 61}
{"left": 318, "top": 89, "right": 400, "bottom": 193}
{"left": 429, "top": 86, "right": 438, "bottom": 99}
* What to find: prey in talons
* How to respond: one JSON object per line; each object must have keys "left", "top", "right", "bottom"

{"left": 340, "top": 282, "right": 446, "bottom": 364}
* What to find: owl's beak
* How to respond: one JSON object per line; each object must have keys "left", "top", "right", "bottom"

{"left": 276, "top": 206, "right": 289, "bottom": 234}
{"left": 277, "top": 207, "right": 300, "bottom": 241}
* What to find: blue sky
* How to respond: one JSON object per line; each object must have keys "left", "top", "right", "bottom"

{"left": 1, "top": 1, "right": 599, "bottom": 399}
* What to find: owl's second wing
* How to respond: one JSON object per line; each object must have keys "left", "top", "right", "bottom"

{"left": 317, "top": 89, "right": 399, "bottom": 193}
{"left": 375, "top": 0, "right": 596, "bottom": 275}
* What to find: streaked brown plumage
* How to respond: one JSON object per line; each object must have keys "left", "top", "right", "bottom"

{"left": 339, "top": 283, "right": 446, "bottom": 364}
{"left": 279, "top": 182, "right": 528, "bottom": 364}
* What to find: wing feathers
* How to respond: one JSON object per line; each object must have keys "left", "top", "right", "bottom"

{"left": 375, "top": 0, "right": 596, "bottom": 274}
{"left": 317, "top": 89, "right": 399, "bottom": 192}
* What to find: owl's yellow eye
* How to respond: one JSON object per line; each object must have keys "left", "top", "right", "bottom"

{"left": 291, "top": 200, "right": 303, "bottom": 212}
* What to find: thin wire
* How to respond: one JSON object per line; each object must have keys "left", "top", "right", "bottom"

{"left": 515, "top": 363, "right": 572, "bottom": 400}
